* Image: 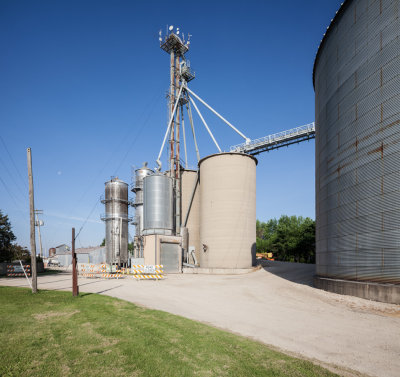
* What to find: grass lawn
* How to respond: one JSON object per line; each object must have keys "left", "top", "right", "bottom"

{"left": 0, "top": 286, "right": 337, "bottom": 377}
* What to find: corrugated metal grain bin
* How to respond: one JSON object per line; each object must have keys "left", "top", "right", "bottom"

{"left": 314, "top": 0, "right": 400, "bottom": 283}
{"left": 143, "top": 174, "right": 173, "bottom": 235}
{"left": 199, "top": 153, "right": 257, "bottom": 269}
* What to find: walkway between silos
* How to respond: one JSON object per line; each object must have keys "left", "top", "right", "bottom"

{"left": 1, "top": 262, "right": 399, "bottom": 377}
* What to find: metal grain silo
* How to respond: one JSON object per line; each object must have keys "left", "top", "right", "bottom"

{"left": 199, "top": 153, "right": 257, "bottom": 269}
{"left": 131, "top": 163, "right": 153, "bottom": 236}
{"left": 101, "top": 177, "right": 130, "bottom": 265}
{"left": 143, "top": 174, "right": 173, "bottom": 235}
{"left": 314, "top": 0, "right": 400, "bottom": 295}
{"left": 181, "top": 169, "right": 200, "bottom": 264}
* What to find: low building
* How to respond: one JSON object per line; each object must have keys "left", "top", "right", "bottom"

{"left": 52, "top": 246, "right": 106, "bottom": 267}
{"left": 55, "top": 244, "right": 70, "bottom": 255}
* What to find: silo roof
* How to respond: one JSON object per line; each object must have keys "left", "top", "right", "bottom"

{"left": 312, "top": 0, "right": 352, "bottom": 88}
{"left": 198, "top": 152, "right": 258, "bottom": 167}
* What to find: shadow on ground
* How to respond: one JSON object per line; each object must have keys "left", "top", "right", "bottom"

{"left": 259, "top": 260, "right": 315, "bottom": 286}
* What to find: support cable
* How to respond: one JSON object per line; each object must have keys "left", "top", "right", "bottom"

{"left": 181, "top": 105, "right": 188, "bottom": 169}
{"left": 156, "top": 84, "right": 184, "bottom": 171}
{"left": 186, "top": 102, "right": 201, "bottom": 163}
{"left": 186, "top": 87, "right": 250, "bottom": 144}
{"left": 189, "top": 96, "right": 222, "bottom": 153}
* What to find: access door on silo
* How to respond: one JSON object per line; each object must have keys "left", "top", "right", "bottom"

{"left": 160, "top": 242, "right": 181, "bottom": 273}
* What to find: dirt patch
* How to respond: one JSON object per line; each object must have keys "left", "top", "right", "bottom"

{"left": 61, "top": 364, "right": 70, "bottom": 377}
{"left": 79, "top": 321, "right": 119, "bottom": 348}
{"left": 366, "top": 307, "right": 400, "bottom": 318}
{"left": 33, "top": 310, "right": 80, "bottom": 321}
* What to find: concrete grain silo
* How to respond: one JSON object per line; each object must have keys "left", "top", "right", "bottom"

{"left": 314, "top": 0, "right": 400, "bottom": 303}
{"left": 199, "top": 153, "right": 257, "bottom": 269}
{"left": 181, "top": 169, "right": 201, "bottom": 264}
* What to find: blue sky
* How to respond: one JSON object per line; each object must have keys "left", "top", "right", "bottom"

{"left": 0, "top": 0, "right": 343, "bottom": 253}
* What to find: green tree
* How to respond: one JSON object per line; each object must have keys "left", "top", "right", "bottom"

{"left": 0, "top": 210, "right": 16, "bottom": 262}
{"left": 10, "top": 244, "right": 31, "bottom": 262}
{"left": 256, "top": 215, "right": 315, "bottom": 263}
{"left": 100, "top": 238, "right": 105, "bottom": 246}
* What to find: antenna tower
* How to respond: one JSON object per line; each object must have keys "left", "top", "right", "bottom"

{"left": 160, "top": 26, "right": 193, "bottom": 234}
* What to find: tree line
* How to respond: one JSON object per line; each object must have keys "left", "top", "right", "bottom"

{"left": 0, "top": 210, "right": 31, "bottom": 263}
{"left": 256, "top": 215, "right": 315, "bottom": 264}
{"left": 2, "top": 209, "right": 315, "bottom": 264}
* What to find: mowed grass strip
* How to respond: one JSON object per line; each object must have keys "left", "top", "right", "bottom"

{"left": 0, "top": 286, "right": 337, "bottom": 377}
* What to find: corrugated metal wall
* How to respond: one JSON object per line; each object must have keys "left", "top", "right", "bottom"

{"left": 57, "top": 254, "right": 72, "bottom": 267}
{"left": 89, "top": 247, "right": 106, "bottom": 265}
{"left": 314, "top": 0, "right": 400, "bottom": 283}
{"left": 77, "top": 253, "right": 90, "bottom": 264}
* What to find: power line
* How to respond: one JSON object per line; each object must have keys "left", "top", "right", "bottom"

{"left": 113, "top": 94, "right": 161, "bottom": 176}
{"left": 74, "top": 198, "right": 101, "bottom": 241}
{"left": 0, "top": 175, "right": 23, "bottom": 211}
{"left": 73, "top": 93, "right": 160, "bottom": 245}
{"left": 0, "top": 134, "right": 28, "bottom": 190}
{"left": 67, "top": 91, "right": 162, "bottom": 218}
{"left": 0, "top": 155, "right": 27, "bottom": 201}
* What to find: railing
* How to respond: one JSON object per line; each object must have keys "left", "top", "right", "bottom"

{"left": 100, "top": 195, "right": 135, "bottom": 206}
{"left": 100, "top": 213, "right": 133, "bottom": 221}
{"left": 230, "top": 122, "right": 315, "bottom": 154}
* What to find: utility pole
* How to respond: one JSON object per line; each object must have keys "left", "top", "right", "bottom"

{"left": 27, "top": 148, "right": 37, "bottom": 293}
{"left": 35, "top": 209, "right": 44, "bottom": 258}
{"left": 72, "top": 227, "right": 78, "bottom": 296}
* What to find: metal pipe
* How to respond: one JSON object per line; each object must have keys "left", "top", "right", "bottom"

{"left": 154, "top": 234, "right": 157, "bottom": 265}
{"left": 119, "top": 216, "right": 122, "bottom": 267}
{"left": 181, "top": 106, "right": 188, "bottom": 169}
{"left": 186, "top": 87, "right": 250, "bottom": 144}
{"left": 156, "top": 84, "right": 184, "bottom": 170}
{"left": 183, "top": 170, "right": 199, "bottom": 227}
{"left": 175, "top": 54, "right": 181, "bottom": 235}
{"left": 189, "top": 96, "right": 222, "bottom": 152}
{"left": 186, "top": 102, "right": 200, "bottom": 162}
{"left": 169, "top": 50, "right": 175, "bottom": 176}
